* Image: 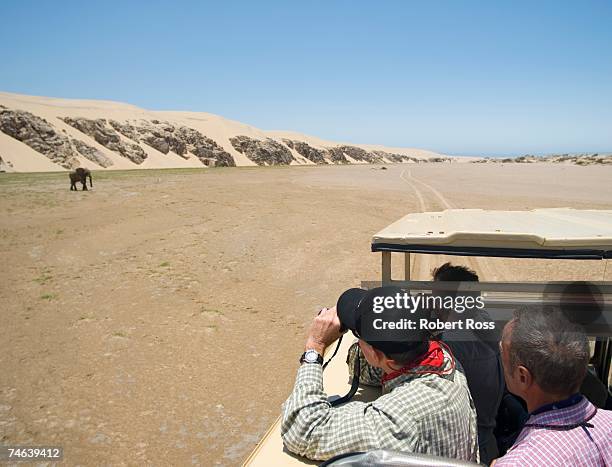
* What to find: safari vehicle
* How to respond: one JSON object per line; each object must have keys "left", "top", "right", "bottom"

{"left": 244, "top": 208, "right": 612, "bottom": 467}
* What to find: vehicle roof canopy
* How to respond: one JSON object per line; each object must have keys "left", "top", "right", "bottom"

{"left": 372, "top": 208, "right": 612, "bottom": 259}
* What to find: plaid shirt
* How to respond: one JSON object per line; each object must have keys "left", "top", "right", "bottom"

{"left": 495, "top": 396, "right": 612, "bottom": 466}
{"left": 281, "top": 345, "right": 479, "bottom": 462}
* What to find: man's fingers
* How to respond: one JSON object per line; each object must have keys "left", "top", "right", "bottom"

{"left": 306, "top": 305, "right": 344, "bottom": 351}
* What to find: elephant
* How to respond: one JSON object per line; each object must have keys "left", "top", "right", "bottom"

{"left": 69, "top": 167, "right": 93, "bottom": 191}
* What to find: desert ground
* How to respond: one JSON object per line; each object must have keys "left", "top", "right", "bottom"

{"left": 1, "top": 163, "right": 611, "bottom": 465}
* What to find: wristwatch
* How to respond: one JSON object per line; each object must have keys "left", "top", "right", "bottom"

{"left": 300, "top": 349, "right": 323, "bottom": 365}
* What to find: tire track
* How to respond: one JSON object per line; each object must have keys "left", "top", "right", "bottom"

{"left": 399, "top": 169, "right": 435, "bottom": 279}
{"left": 399, "top": 168, "right": 508, "bottom": 281}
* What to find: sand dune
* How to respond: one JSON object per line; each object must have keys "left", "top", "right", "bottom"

{"left": 0, "top": 92, "right": 452, "bottom": 172}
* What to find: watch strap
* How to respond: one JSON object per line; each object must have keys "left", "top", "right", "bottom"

{"left": 299, "top": 350, "right": 323, "bottom": 364}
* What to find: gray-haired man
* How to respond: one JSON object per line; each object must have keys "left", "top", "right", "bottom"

{"left": 493, "top": 307, "right": 611, "bottom": 466}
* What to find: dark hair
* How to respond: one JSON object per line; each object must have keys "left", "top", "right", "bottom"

{"left": 432, "top": 262, "right": 479, "bottom": 282}
{"left": 507, "top": 306, "right": 589, "bottom": 395}
{"left": 431, "top": 263, "right": 480, "bottom": 306}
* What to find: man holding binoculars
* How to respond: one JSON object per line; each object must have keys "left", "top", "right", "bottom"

{"left": 281, "top": 286, "right": 479, "bottom": 462}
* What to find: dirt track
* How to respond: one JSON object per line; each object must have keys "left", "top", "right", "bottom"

{"left": 1, "top": 163, "right": 611, "bottom": 465}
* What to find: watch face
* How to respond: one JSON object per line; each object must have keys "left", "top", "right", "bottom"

{"left": 304, "top": 349, "right": 319, "bottom": 363}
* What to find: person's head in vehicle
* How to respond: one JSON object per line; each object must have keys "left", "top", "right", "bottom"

{"left": 433, "top": 262, "right": 479, "bottom": 282}
{"left": 494, "top": 306, "right": 612, "bottom": 466}
{"left": 500, "top": 306, "right": 589, "bottom": 412}
{"left": 431, "top": 262, "right": 479, "bottom": 322}
{"left": 337, "top": 286, "right": 432, "bottom": 372}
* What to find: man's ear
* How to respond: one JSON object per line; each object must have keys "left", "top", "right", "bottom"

{"left": 372, "top": 347, "right": 388, "bottom": 365}
{"left": 517, "top": 365, "right": 533, "bottom": 389}
{"left": 359, "top": 340, "right": 374, "bottom": 359}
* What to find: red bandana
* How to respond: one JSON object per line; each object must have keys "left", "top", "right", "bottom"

{"left": 381, "top": 340, "right": 454, "bottom": 384}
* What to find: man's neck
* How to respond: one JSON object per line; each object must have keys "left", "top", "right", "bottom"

{"left": 526, "top": 391, "right": 575, "bottom": 414}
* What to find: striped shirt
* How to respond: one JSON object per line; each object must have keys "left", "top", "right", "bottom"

{"left": 281, "top": 345, "right": 479, "bottom": 462}
{"left": 495, "top": 396, "right": 612, "bottom": 466}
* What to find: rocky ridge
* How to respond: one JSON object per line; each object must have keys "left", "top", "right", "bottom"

{"left": 109, "top": 120, "right": 235, "bottom": 167}
{"left": 472, "top": 153, "right": 612, "bottom": 166}
{"left": 0, "top": 95, "right": 451, "bottom": 171}
{"left": 230, "top": 136, "right": 294, "bottom": 165}
{"left": 172, "top": 125, "right": 234, "bottom": 167}
{"left": 71, "top": 139, "right": 114, "bottom": 168}
{"left": 282, "top": 139, "right": 328, "bottom": 164}
{"left": 281, "top": 139, "right": 449, "bottom": 165}
{"left": 0, "top": 109, "right": 80, "bottom": 168}
{"left": 230, "top": 136, "right": 444, "bottom": 166}
{"left": 61, "top": 117, "right": 148, "bottom": 164}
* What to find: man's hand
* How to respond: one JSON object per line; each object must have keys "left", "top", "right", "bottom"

{"left": 305, "top": 306, "right": 343, "bottom": 355}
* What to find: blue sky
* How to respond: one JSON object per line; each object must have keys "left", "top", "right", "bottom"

{"left": 1, "top": 0, "right": 611, "bottom": 155}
